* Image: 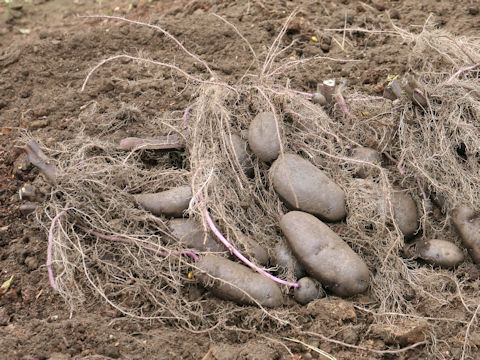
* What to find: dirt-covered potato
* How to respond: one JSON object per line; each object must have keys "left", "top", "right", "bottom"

{"left": 349, "top": 147, "right": 381, "bottom": 178}
{"left": 452, "top": 205, "right": 480, "bottom": 264}
{"left": 237, "top": 235, "right": 269, "bottom": 266}
{"left": 417, "top": 239, "right": 464, "bottom": 268}
{"left": 273, "top": 242, "right": 306, "bottom": 279}
{"left": 168, "top": 219, "right": 226, "bottom": 253}
{"left": 270, "top": 153, "right": 346, "bottom": 222}
{"left": 197, "top": 254, "right": 283, "bottom": 307}
{"left": 280, "top": 211, "right": 369, "bottom": 297}
{"left": 294, "top": 277, "right": 325, "bottom": 305}
{"left": 135, "top": 185, "right": 192, "bottom": 217}
{"left": 378, "top": 191, "right": 419, "bottom": 237}
{"left": 247, "top": 112, "right": 281, "bottom": 162}
{"left": 230, "top": 134, "right": 253, "bottom": 177}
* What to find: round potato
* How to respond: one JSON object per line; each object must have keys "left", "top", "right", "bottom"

{"left": 197, "top": 254, "right": 283, "bottom": 307}
{"left": 247, "top": 112, "right": 281, "bottom": 162}
{"left": 168, "top": 219, "right": 226, "bottom": 253}
{"left": 270, "top": 154, "right": 346, "bottom": 222}
{"left": 452, "top": 204, "right": 480, "bottom": 264}
{"left": 135, "top": 185, "right": 192, "bottom": 217}
{"left": 349, "top": 147, "right": 381, "bottom": 178}
{"left": 417, "top": 239, "right": 464, "bottom": 268}
{"left": 273, "top": 242, "right": 306, "bottom": 279}
{"left": 230, "top": 134, "right": 254, "bottom": 177}
{"left": 280, "top": 211, "right": 369, "bottom": 297}
{"left": 294, "top": 277, "right": 325, "bottom": 305}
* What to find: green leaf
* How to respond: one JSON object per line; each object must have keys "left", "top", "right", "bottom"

{"left": 19, "top": 29, "right": 31, "bottom": 35}
{"left": 0, "top": 275, "right": 14, "bottom": 295}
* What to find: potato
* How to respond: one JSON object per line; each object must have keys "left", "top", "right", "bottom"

{"left": 349, "top": 147, "right": 381, "bottom": 178}
{"left": 135, "top": 185, "right": 192, "bottom": 217}
{"left": 197, "top": 254, "right": 283, "bottom": 307}
{"left": 452, "top": 204, "right": 480, "bottom": 264}
{"left": 248, "top": 112, "right": 281, "bottom": 162}
{"left": 237, "top": 234, "right": 269, "bottom": 266}
{"left": 168, "top": 219, "right": 226, "bottom": 253}
{"left": 294, "top": 277, "right": 325, "bottom": 305}
{"left": 230, "top": 134, "right": 253, "bottom": 177}
{"left": 273, "top": 242, "right": 306, "bottom": 279}
{"left": 378, "top": 190, "right": 419, "bottom": 237}
{"left": 270, "top": 154, "right": 346, "bottom": 222}
{"left": 417, "top": 239, "right": 464, "bottom": 268}
{"left": 280, "top": 211, "right": 369, "bottom": 297}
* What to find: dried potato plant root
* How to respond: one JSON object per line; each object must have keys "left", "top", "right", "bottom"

{"left": 24, "top": 14, "right": 480, "bottom": 358}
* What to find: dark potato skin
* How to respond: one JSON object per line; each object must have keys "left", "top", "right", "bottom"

{"left": 452, "top": 205, "right": 480, "bottom": 264}
{"left": 294, "top": 277, "right": 325, "bottom": 305}
{"left": 273, "top": 242, "right": 306, "bottom": 279}
{"left": 391, "top": 191, "right": 419, "bottom": 237}
{"left": 280, "top": 211, "right": 369, "bottom": 297}
{"left": 248, "top": 112, "right": 281, "bottom": 162}
{"left": 270, "top": 154, "right": 346, "bottom": 222}
{"left": 168, "top": 219, "right": 226, "bottom": 253}
{"left": 230, "top": 134, "right": 254, "bottom": 177}
{"left": 417, "top": 239, "right": 464, "bottom": 268}
{"left": 197, "top": 254, "right": 283, "bottom": 307}
{"left": 349, "top": 147, "right": 381, "bottom": 178}
{"left": 238, "top": 235, "right": 269, "bottom": 266}
{"left": 135, "top": 185, "right": 192, "bottom": 217}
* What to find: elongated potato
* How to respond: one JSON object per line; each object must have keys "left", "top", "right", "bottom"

{"left": 452, "top": 205, "right": 480, "bottom": 264}
{"left": 349, "top": 147, "right": 381, "bottom": 178}
{"left": 135, "top": 185, "right": 192, "bottom": 217}
{"left": 273, "top": 242, "right": 306, "bottom": 279}
{"left": 197, "top": 254, "right": 283, "bottom": 307}
{"left": 230, "top": 134, "right": 254, "bottom": 177}
{"left": 280, "top": 211, "right": 369, "bottom": 297}
{"left": 237, "top": 234, "right": 269, "bottom": 266}
{"left": 391, "top": 191, "right": 419, "bottom": 237}
{"left": 248, "top": 112, "right": 281, "bottom": 162}
{"left": 270, "top": 154, "right": 346, "bottom": 221}
{"left": 377, "top": 191, "right": 419, "bottom": 237}
{"left": 417, "top": 239, "right": 464, "bottom": 268}
{"left": 168, "top": 219, "right": 226, "bottom": 253}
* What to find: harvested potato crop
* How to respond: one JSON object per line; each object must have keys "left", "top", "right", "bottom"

{"left": 237, "top": 234, "right": 269, "bottom": 266}
{"left": 280, "top": 211, "right": 369, "bottom": 297}
{"left": 377, "top": 190, "right": 419, "bottom": 237}
{"left": 273, "top": 242, "right": 306, "bottom": 279}
{"left": 452, "top": 204, "right": 480, "bottom": 264}
{"left": 270, "top": 153, "right": 346, "bottom": 222}
{"left": 230, "top": 134, "right": 253, "bottom": 176}
{"left": 349, "top": 146, "right": 381, "bottom": 178}
{"left": 294, "top": 277, "right": 325, "bottom": 305}
{"left": 417, "top": 239, "right": 464, "bottom": 268}
{"left": 197, "top": 254, "right": 283, "bottom": 307}
{"left": 247, "top": 112, "right": 281, "bottom": 162}
{"left": 168, "top": 219, "right": 226, "bottom": 253}
{"left": 135, "top": 185, "right": 192, "bottom": 217}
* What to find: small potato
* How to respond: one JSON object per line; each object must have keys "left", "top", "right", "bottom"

{"left": 273, "top": 242, "right": 306, "bottom": 279}
{"left": 378, "top": 191, "right": 419, "bottom": 237}
{"left": 349, "top": 147, "right": 381, "bottom": 178}
{"left": 237, "top": 235, "right": 269, "bottom": 266}
{"left": 452, "top": 205, "right": 480, "bottom": 264}
{"left": 294, "top": 277, "right": 325, "bottom": 305}
{"left": 230, "top": 134, "right": 254, "bottom": 177}
{"left": 135, "top": 185, "right": 192, "bottom": 217}
{"left": 280, "top": 211, "right": 369, "bottom": 297}
{"left": 270, "top": 154, "right": 346, "bottom": 222}
{"left": 248, "top": 112, "right": 281, "bottom": 162}
{"left": 197, "top": 254, "right": 283, "bottom": 307}
{"left": 417, "top": 239, "right": 464, "bottom": 268}
{"left": 168, "top": 219, "right": 226, "bottom": 253}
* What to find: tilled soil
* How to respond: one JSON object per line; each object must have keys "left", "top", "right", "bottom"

{"left": 1, "top": 0, "right": 479, "bottom": 359}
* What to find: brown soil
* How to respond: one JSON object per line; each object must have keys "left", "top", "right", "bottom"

{"left": 1, "top": 0, "right": 479, "bottom": 359}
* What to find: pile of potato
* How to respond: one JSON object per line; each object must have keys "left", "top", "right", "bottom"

{"left": 131, "top": 109, "right": 479, "bottom": 308}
